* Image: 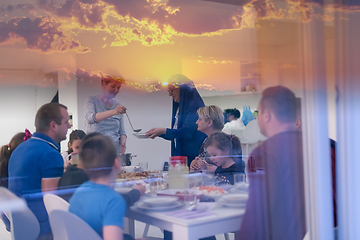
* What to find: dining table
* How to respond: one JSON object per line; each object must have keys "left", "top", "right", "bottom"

{"left": 124, "top": 200, "right": 245, "bottom": 240}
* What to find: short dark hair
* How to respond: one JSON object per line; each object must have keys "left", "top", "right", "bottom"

{"left": 35, "top": 103, "right": 68, "bottom": 133}
{"left": 79, "top": 133, "right": 117, "bottom": 179}
{"left": 232, "top": 108, "right": 241, "bottom": 119}
{"left": 204, "top": 132, "right": 242, "bottom": 161}
{"left": 224, "top": 108, "right": 240, "bottom": 119}
{"left": 69, "top": 130, "right": 86, "bottom": 143}
{"left": 259, "top": 86, "right": 297, "bottom": 123}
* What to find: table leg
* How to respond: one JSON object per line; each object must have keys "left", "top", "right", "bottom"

{"left": 124, "top": 217, "right": 135, "bottom": 238}
{"left": 142, "top": 223, "right": 150, "bottom": 238}
{"left": 234, "top": 231, "right": 239, "bottom": 240}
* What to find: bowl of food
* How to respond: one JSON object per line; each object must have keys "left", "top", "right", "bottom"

{"left": 157, "top": 189, "right": 203, "bottom": 201}
{"left": 196, "top": 186, "right": 226, "bottom": 200}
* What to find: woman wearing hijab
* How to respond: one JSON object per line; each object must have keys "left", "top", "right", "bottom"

{"left": 146, "top": 74, "right": 207, "bottom": 166}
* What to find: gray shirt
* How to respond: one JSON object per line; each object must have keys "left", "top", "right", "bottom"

{"left": 84, "top": 96, "right": 126, "bottom": 153}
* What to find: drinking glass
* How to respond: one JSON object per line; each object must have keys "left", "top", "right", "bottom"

{"left": 148, "top": 171, "right": 163, "bottom": 197}
{"left": 201, "top": 170, "right": 215, "bottom": 186}
{"left": 234, "top": 173, "right": 246, "bottom": 191}
{"left": 71, "top": 153, "right": 80, "bottom": 165}
{"left": 185, "top": 173, "right": 202, "bottom": 209}
{"left": 139, "top": 162, "right": 148, "bottom": 172}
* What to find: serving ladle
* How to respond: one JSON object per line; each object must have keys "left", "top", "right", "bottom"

{"left": 125, "top": 112, "right": 142, "bottom": 132}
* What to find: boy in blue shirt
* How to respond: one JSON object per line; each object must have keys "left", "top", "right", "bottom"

{"left": 69, "top": 133, "right": 133, "bottom": 240}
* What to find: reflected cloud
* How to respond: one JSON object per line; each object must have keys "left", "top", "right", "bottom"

{"left": 0, "top": 4, "right": 35, "bottom": 14}
{"left": 0, "top": 0, "right": 358, "bottom": 52}
{"left": 59, "top": 68, "right": 227, "bottom": 93}
{"left": 197, "top": 59, "right": 235, "bottom": 64}
{"left": 66, "top": 68, "right": 162, "bottom": 92}
{"left": 0, "top": 16, "right": 90, "bottom": 53}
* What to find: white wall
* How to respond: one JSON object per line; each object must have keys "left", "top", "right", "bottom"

{"left": 203, "top": 92, "right": 262, "bottom": 116}
{"left": 0, "top": 70, "right": 58, "bottom": 146}
{"left": 58, "top": 70, "right": 79, "bottom": 152}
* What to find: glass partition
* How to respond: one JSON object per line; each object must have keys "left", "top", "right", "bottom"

{"left": 1, "top": 0, "right": 360, "bottom": 239}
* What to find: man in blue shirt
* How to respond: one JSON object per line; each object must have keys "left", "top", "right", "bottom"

{"left": 9, "top": 102, "right": 71, "bottom": 240}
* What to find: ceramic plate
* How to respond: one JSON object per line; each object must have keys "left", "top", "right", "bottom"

{"left": 221, "top": 193, "right": 248, "bottom": 203}
{"left": 143, "top": 196, "right": 179, "bottom": 207}
{"left": 135, "top": 200, "right": 183, "bottom": 211}
{"left": 218, "top": 199, "right": 247, "bottom": 208}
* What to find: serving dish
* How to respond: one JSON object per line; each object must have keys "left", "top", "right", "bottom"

{"left": 157, "top": 189, "right": 203, "bottom": 201}
{"left": 133, "top": 133, "right": 149, "bottom": 139}
{"left": 221, "top": 193, "right": 248, "bottom": 203}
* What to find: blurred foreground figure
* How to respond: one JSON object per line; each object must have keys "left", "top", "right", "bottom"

{"left": 69, "top": 133, "right": 144, "bottom": 240}
{"left": 8, "top": 103, "right": 71, "bottom": 240}
{"left": 238, "top": 86, "right": 306, "bottom": 240}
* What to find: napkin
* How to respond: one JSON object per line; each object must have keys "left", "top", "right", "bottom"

{"left": 168, "top": 206, "right": 215, "bottom": 219}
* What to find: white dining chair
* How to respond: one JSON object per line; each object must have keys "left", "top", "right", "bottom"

{"left": 238, "top": 119, "right": 266, "bottom": 164}
{"left": 49, "top": 209, "right": 102, "bottom": 240}
{"left": 43, "top": 193, "right": 69, "bottom": 215}
{"left": 0, "top": 187, "right": 40, "bottom": 240}
{"left": 303, "top": 232, "right": 310, "bottom": 240}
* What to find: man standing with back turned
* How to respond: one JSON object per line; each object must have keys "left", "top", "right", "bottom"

{"left": 9, "top": 102, "right": 71, "bottom": 240}
{"left": 237, "top": 86, "right": 306, "bottom": 240}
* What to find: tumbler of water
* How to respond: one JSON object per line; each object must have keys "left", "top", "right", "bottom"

{"left": 234, "top": 173, "right": 246, "bottom": 191}
{"left": 185, "top": 173, "right": 202, "bottom": 209}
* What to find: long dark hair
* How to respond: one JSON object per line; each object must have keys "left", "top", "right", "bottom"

{"left": 204, "top": 132, "right": 242, "bottom": 162}
{"left": 0, "top": 131, "right": 31, "bottom": 187}
{"left": 67, "top": 130, "right": 86, "bottom": 154}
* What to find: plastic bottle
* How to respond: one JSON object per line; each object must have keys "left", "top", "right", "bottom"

{"left": 168, "top": 156, "right": 189, "bottom": 189}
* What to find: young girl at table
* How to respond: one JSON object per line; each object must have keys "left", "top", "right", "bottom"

{"left": 61, "top": 129, "right": 86, "bottom": 167}
{"left": 204, "top": 132, "right": 245, "bottom": 185}
{"left": 0, "top": 129, "right": 32, "bottom": 188}
{"left": 0, "top": 129, "right": 31, "bottom": 231}
{"left": 69, "top": 133, "right": 144, "bottom": 240}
